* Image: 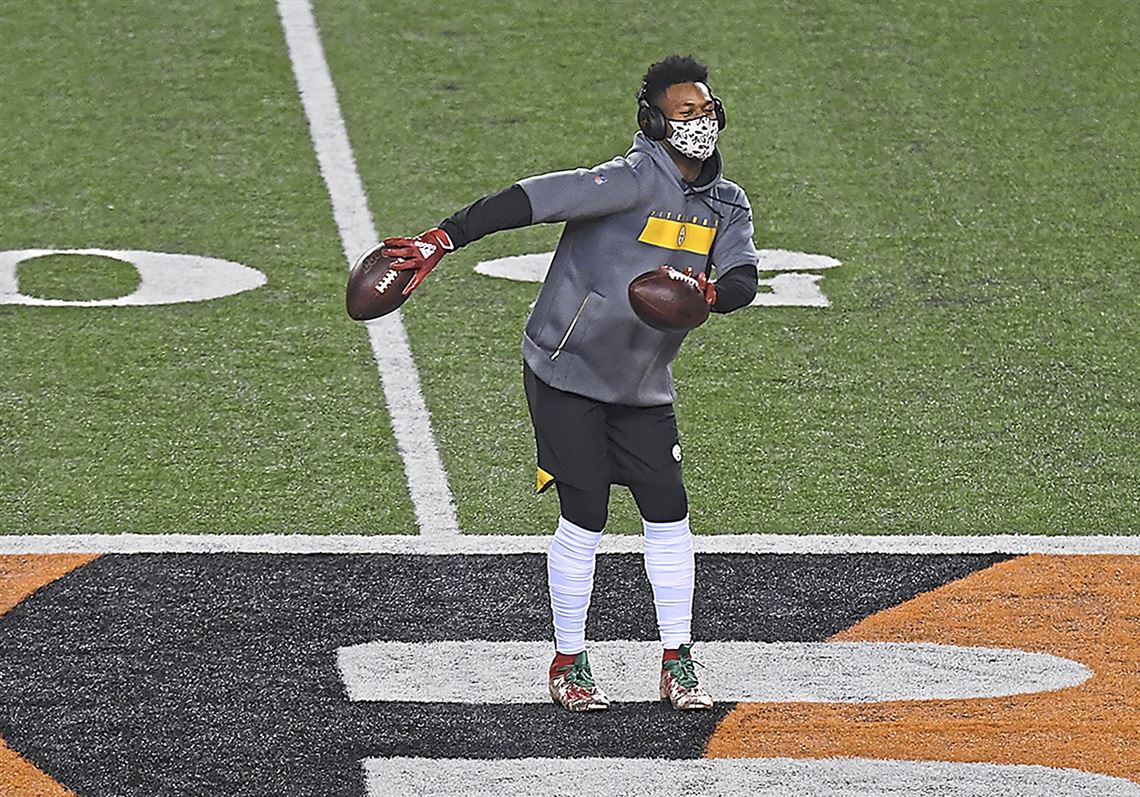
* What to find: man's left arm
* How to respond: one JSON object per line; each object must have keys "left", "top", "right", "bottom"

{"left": 710, "top": 263, "right": 757, "bottom": 313}
{"left": 708, "top": 193, "right": 760, "bottom": 313}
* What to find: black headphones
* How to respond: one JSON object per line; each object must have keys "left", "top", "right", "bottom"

{"left": 636, "top": 81, "right": 726, "bottom": 141}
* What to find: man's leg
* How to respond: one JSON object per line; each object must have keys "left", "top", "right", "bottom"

{"left": 632, "top": 493, "right": 712, "bottom": 709}
{"left": 630, "top": 483, "right": 698, "bottom": 659}
{"left": 523, "top": 363, "right": 611, "bottom": 711}
{"left": 613, "top": 403, "right": 694, "bottom": 650}
{"left": 615, "top": 405, "right": 714, "bottom": 710}
{"left": 548, "top": 485, "right": 607, "bottom": 655}
{"left": 546, "top": 510, "right": 609, "bottom": 711}
{"left": 639, "top": 513, "right": 694, "bottom": 651}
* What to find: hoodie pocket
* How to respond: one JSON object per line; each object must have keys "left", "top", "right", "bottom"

{"left": 550, "top": 291, "right": 601, "bottom": 360}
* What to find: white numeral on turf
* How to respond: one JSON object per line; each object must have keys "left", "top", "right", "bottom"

{"left": 0, "top": 249, "right": 266, "bottom": 306}
{"left": 473, "top": 249, "right": 842, "bottom": 308}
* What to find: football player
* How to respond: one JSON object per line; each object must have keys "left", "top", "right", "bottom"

{"left": 380, "top": 55, "right": 758, "bottom": 711}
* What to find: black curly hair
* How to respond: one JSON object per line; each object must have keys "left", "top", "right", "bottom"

{"left": 639, "top": 55, "right": 711, "bottom": 108}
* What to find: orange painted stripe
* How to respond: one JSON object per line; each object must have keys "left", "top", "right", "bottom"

{"left": 1, "top": 554, "right": 97, "bottom": 797}
{"left": 706, "top": 555, "right": 1140, "bottom": 784}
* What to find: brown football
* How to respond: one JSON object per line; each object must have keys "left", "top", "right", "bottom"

{"left": 345, "top": 244, "right": 415, "bottom": 321}
{"left": 628, "top": 267, "right": 710, "bottom": 332}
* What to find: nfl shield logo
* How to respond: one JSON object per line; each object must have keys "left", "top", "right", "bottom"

{"left": 593, "top": 173, "right": 606, "bottom": 185}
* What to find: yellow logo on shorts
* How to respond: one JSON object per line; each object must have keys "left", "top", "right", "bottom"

{"left": 536, "top": 467, "right": 555, "bottom": 494}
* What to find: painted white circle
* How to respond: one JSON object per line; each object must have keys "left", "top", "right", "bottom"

{"left": 0, "top": 249, "right": 266, "bottom": 306}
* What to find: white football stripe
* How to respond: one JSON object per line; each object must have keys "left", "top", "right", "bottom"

{"left": 277, "top": 0, "right": 460, "bottom": 539}
{"left": 336, "top": 640, "right": 1090, "bottom": 705}
{"left": 3, "top": 533, "right": 1140, "bottom": 554}
{"left": 362, "top": 757, "right": 1140, "bottom": 797}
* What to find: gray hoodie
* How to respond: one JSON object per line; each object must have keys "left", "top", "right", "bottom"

{"left": 519, "top": 132, "right": 759, "bottom": 406}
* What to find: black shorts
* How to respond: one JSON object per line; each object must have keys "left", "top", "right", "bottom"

{"left": 523, "top": 362, "right": 684, "bottom": 494}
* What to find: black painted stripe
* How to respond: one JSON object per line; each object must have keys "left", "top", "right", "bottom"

{"left": 0, "top": 552, "right": 1012, "bottom": 797}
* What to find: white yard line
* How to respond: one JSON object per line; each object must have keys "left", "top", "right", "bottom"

{"left": 362, "top": 757, "right": 1140, "bottom": 797}
{"left": 277, "top": 0, "right": 459, "bottom": 538}
{"left": 2, "top": 533, "right": 1140, "bottom": 554}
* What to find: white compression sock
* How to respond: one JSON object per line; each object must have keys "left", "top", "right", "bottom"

{"left": 643, "top": 515, "right": 695, "bottom": 649}
{"left": 547, "top": 516, "right": 603, "bottom": 654}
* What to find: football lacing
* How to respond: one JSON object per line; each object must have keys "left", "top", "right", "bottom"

{"left": 665, "top": 268, "right": 700, "bottom": 289}
{"left": 375, "top": 268, "right": 400, "bottom": 293}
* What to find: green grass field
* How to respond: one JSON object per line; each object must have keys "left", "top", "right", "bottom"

{"left": 2, "top": 1, "right": 1136, "bottom": 535}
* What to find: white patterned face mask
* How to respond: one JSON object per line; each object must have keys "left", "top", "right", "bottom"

{"left": 667, "top": 114, "right": 719, "bottom": 161}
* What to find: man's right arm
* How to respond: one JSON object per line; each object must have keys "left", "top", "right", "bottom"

{"left": 380, "top": 160, "right": 641, "bottom": 294}
{"left": 516, "top": 159, "right": 642, "bottom": 224}
{"left": 441, "top": 157, "right": 643, "bottom": 248}
{"left": 378, "top": 183, "right": 532, "bottom": 293}
{"left": 438, "top": 183, "right": 533, "bottom": 249}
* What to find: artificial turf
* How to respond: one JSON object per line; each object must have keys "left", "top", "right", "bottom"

{"left": 2, "top": 1, "right": 1136, "bottom": 535}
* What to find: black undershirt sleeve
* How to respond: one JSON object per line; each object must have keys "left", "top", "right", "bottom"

{"left": 711, "top": 264, "right": 758, "bottom": 314}
{"left": 438, "top": 183, "right": 533, "bottom": 249}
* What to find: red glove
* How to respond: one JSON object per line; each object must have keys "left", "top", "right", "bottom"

{"left": 681, "top": 266, "right": 717, "bottom": 307}
{"left": 379, "top": 227, "right": 454, "bottom": 296}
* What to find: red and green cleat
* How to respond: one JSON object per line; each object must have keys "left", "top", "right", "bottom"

{"left": 660, "top": 643, "right": 714, "bottom": 710}
{"left": 549, "top": 651, "right": 610, "bottom": 712}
